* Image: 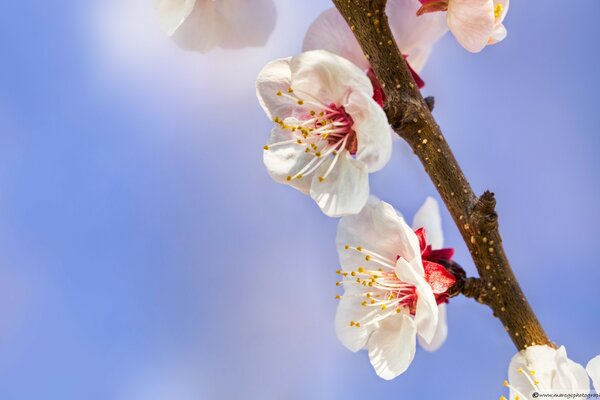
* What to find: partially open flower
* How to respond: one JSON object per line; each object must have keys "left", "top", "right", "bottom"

{"left": 256, "top": 50, "right": 392, "bottom": 217}
{"left": 156, "top": 0, "right": 276, "bottom": 53}
{"left": 502, "top": 345, "right": 597, "bottom": 399}
{"left": 303, "top": 0, "right": 448, "bottom": 89}
{"left": 335, "top": 197, "right": 455, "bottom": 379}
{"left": 417, "top": 0, "right": 509, "bottom": 52}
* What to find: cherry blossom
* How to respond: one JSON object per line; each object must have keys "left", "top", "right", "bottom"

{"left": 156, "top": 0, "right": 276, "bottom": 53}
{"left": 303, "top": 0, "right": 447, "bottom": 89}
{"left": 335, "top": 197, "right": 455, "bottom": 379}
{"left": 417, "top": 0, "right": 509, "bottom": 53}
{"left": 501, "top": 345, "right": 600, "bottom": 400}
{"left": 256, "top": 50, "right": 392, "bottom": 217}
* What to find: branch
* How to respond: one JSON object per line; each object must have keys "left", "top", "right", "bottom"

{"left": 331, "top": 0, "right": 550, "bottom": 350}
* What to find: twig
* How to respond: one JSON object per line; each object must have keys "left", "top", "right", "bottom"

{"left": 331, "top": 0, "right": 550, "bottom": 350}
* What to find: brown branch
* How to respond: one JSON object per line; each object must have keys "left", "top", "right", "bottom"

{"left": 331, "top": 0, "right": 550, "bottom": 350}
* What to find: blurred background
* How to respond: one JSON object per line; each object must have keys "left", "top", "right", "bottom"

{"left": 0, "top": 0, "right": 598, "bottom": 399}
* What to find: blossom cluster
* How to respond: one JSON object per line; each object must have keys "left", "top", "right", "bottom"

{"left": 156, "top": 0, "right": 599, "bottom": 392}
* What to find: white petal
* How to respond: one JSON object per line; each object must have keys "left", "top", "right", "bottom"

{"left": 156, "top": 0, "right": 197, "bottom": 36}
{"left": 302, "top": 8, "right": 370, "bottom": 71}
{"left": 587, "top": 355, "right": 600, "bottom": 392}
{"left": 263, "top": 126, "right": 313, "bottom": 194}
{"left": 418, "top": 304, "right": 447, "bottom": 351}
{"left": 367, "top": 313, "right": 417, "bottom": 380}
{"left": 310, "top": 153, "right": 369, "bottom": 217}
{"left": 290, "top": 50, "right": 373, "bottom": 106}
{"left": 412, "top": 196, "right": 444, "bottom": 249}
{"left": 169, "top": 0, "right": 226, "bottom": 53}
{"left": 447, "top": 0, "right": 495, "bottom": 53}
{"left": 256, "top": 58, "right": 294, "bottom": 120}
{"left": 554, "top": 346, "right": 590, "bottom": 391}
{"left": 336, "top": 197, "right": 420, "bottom": 271}
{"left": 214, "top": 0, "right": 277, "bottom": 49}
{"left": 387, "top": 0, "right": 448, "bottom": 72}
{"left": 335, "top": 289, "right": 376, "bottom": 352}
{"left": 488, "top": 24, "right": 507, "bottom": 44}
{"left": 344, "top": 91, "right": 393, "bottom": 172}
{"left": 395, "top": 257, "right": 438, "bottom": 343}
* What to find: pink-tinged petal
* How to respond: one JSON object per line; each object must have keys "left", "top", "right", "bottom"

{"left": 156, "top": 0, "right": 197, "bottom": 36}
{"left": 336, "top": 197, "right": 420, "bottom": 271}
{"left": 215, "top": 0, "right": 277, "bottom": 49}
{"left": 388, "top": 0, "right": 448, "bottom": 72}
{"left": 587, "top": 355, "right": 600, "bottom": 392}
{"left": 395, "top": 258, "right": 438, "bottom": 343}
{"left": 310, "top": 153, "right": 369, "bottom": 217}
{"left": 423, "top": 261, "right": 455, "bottom": 294}
{"left": 367, "top": 313, "right": 417, "bottom": 380}
{"left": 263, "top": 125, "right": 313, "bottom": 194}
{"left": 412, "top": 196, "right": 444, "bottom": 249}
{"left": 344, "top": 91, "right": 392, "bottom": 172}
{"left": 169, "top": 0, "right": 227, "bottom": 53}
{"left": 488, "top": 23, "right": 507, "bottom": 44}
{"left": 302, "top": 8, "right": 370, "bottom": 71}
{"left": 256, "top": 58, "right": 293, "bottom": 120}
{"left": 335, "top": 288, "right": 377, "bottom": 352}
{"left": 418, "top": 304, "right": 447, "bottom": 351}
{"left": 447, "top": 0, "right": 495, "bottom": 53}
{"left": 290, "top": 50, "right": 373, "bottom": 106}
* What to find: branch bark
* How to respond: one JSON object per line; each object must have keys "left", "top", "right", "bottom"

{"left": 331, "top": 0, "right": 550, "bottom": 350}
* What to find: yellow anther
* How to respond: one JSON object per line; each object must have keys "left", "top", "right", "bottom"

{"left": 276, "top": 90, "right": 282, "bottom": 96}
{"left": 315, "top": 152, "right": 321, "bottom": 157}
{"left": 368, "top": 282, "right": 373, "bottom": 287}
{"left": 356, "top": 246, "right": 363, "bottom": 252}
{"left": 503, "top": 380, "right": 509, "bottom": 387}
{"left": 529, "top": 370, "right": 535, "bottom": 375}
{"left": 381, "top": 305, "right": 387, "bottom": 310}
{"left": 335, "top": 269, "right": 341, "bottom": 275}
{"left": 332, "top": 150, "right": 338, "bottom": 156}
{"left": 273, "top": 116, "right": 280, "bottom": 123}
{"left": 517, "top": 368, "right": 523, "bottom": 373}
{"left": 305, "top": 148, "right": 310, "bottom": 153}
{"left": 358, "top": 267, "right": 364, "bottom": 273}
{"left": 344, "top": 245, "right": 350, "bottom": 250}
{"left": 296, "top": 139, "right": 302, "bottom": 144}
{"left": 350, "top": 321, "right": 355, "bottom": 326}
{"left": 355, "top": 322, "right": 361, "bottom": 327}
{"left": 335, "top": 295, "right": 341, "bottom": 300}
{"left": 365, "top": 255, "right": 371, "bottom": 261}
{"left": 351, "top": 271, "right": 356, "bottom": 277}
{"left": 318, "top": 176, "right": 325, "bottom": 182}
{"left": 295, "top": 174, "right": 303, "bottom": 179}
{"left": 263, "top": 145, "right": 269, "bottom": 150}
{"left": 286, "top": 175, "right": 292, "bottom": 181}
{"left": 287, "top": 87, "right": 294, "bottom": 93}
{"left": 310, "top": 110, "right": 316, "bottom": 116}
{"left": 494, "top": 3, "right": 503, "bottom": 19}
{"left": 396, "top": 308, "right": 401, "bottom": 314}
{"left": 342, "top": 272, "right": 348, "bottom": 277}
{"left": 534, "top": 380, "right": 539, "bottom": 385}
{"left": 297, "top": 100, "right": 304, "bottom": 105}
{"left": 366, "top": 293, "right": 371, "bottom": 298}
{"left": 356, "top": 278, "right": 361, "bottom": 283}
{"left": 361, "top": 301, "right": 367, "bottom": 307}
{"left": 370, "top": 299, "right": 375, "bottom": 304}
{"left": 336, "top": 281, "right": 341, "bottom": 287}
{"left": 500, "top": 397, "right": 507, "bottom": 400}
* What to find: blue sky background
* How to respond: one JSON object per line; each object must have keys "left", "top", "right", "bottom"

{"left": 0, "top": 1, "right": 598, "bottom": 399}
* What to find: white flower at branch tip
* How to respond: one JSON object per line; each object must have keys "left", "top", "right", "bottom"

{"left": 335, "top": 197, "right": 456, "bottom": 379}
{"left": 502, "top": 345, "right": 600, "bottom": 400}
{"left": 155, "top": 0, "right": 276, "bottom": 53}
{"left": 303, "top": 0, "right": 448, "bottom": 88}
{"left": 417, "top": 0, "right": 509, "bottom": 53}
{"left": 256, "top": 50, "right": 393, "bottom": 217}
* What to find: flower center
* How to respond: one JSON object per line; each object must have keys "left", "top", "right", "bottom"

{"left": 263, "top": 87, "right": 357, "bottom": 183}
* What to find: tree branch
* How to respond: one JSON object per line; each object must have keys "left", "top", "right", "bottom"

{"left": 331, "top": 0, "right": 550, "bottom": 350}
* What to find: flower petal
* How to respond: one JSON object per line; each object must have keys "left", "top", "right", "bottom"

{"left": 335, "top": 288, "right": 377, "bottom": 352}
{"left": 256, "top": 58, "right": 294, "bottom": 120}
{"left": 488, "top": 23, "right": 507, "bottom": 44}
{"left": 344, "top": 91, "right": 393, "bottom": 172}
{"left": 169, "top": 0, "right": 227, "bottom": 53}
{"left": 418, "top": 304, "right": 447, "bottom": 351}
{"left": 310, "top": 153, "right": 369, "bottom": 217}
{"left": 395, "top": 257, "right": 438, "bottom": 343}
{"left": 336, "top": 197, "right": 420, "bottom": 271}
{"left": 387, "top": 0, "right": 448, "bottom": 72}
{"left": 367, "top": 313, "right": 417, "bottom": 380}
{"left": 412, "top": 196, "right": 444, "bottom": 249}
{"left": 447, "top": 0, "right": 495, "bottom": 53}
{"left": 290, "top": 50, "right": 373, "bottom": 107}
{"left": 263, "top": 125, "right": 313, "bottom": 194}
{"left": 302, "top": 8, "right": 370, "bottom": 71}
{"left": 554, "top": 346, "right": 590, "bottom": 391}
{"left": 156, "top": 0, "right": 197, "bottom": 36}
{"left": 214, "top": 0, "right": 277, "bottom": 49}
{"left": 587, "top": 355, "right": 600, "bottom": 392}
